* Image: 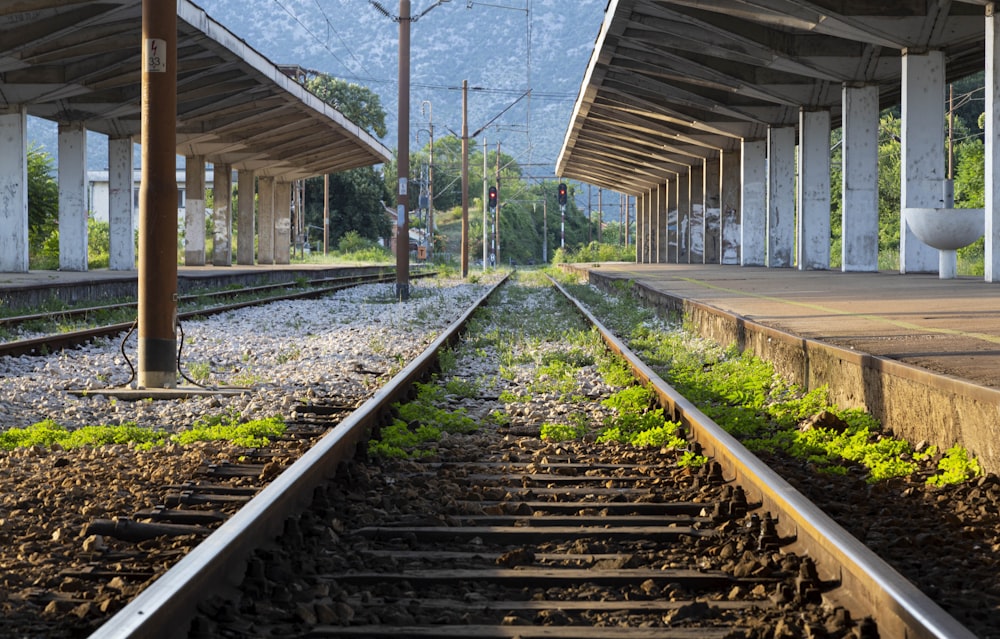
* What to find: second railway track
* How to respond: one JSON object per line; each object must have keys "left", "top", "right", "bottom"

{"left": 0, "top": 269, "right": 434, "bottom": 359}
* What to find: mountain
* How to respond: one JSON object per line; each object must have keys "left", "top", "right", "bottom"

{"left": 29, "top": 0, "right": 607, "bottom": 180}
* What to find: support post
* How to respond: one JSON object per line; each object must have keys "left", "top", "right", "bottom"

{"left": 395, "top": 0, "right": 411, "bottom": 300}
{"left": 461, "top": 80, "right": 469, "bottom": 277}
{"left": 138, "top": 0, "right": 178, "bottom": 388}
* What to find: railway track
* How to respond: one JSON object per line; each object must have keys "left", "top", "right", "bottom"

{"left": 65, "top": 271, "right": 972, "bottom": 639}
{"left": 0, "top": 270, "right": 433, "bottom": 358}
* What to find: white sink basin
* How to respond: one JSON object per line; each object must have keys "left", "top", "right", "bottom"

{"left": 903, "top": 207, "right": 984, "bottom": 250}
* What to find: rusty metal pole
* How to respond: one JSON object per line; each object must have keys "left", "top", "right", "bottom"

{"left": 395, "top": 0, "right": 411, "bottom": 301}
{"left": 461, "top": 80, "right": 469, "bottom": 278}
{"left": 323, "top": 173, "right": 329, "bottom": 255}
{"left": 138, "top": 0, "right": 178, "bottom": 389}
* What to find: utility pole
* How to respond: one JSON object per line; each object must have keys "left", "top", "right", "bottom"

{"left": 625, "top": 196, "right": 631, "bottom": 247}
{"left": 323, "top": 174, "right": 329, "bottom": 254}
{"left": 482, "top": 138, "right": 488, "bottom": 271}
{"left": 619, "top": 192, "right": 624, "bottom": 246}
{"left": 598, "top": 187, "right": 603, "bottom": 243}
{"left": 494, "top": 141, "right": 500, "bottom": 266}
{"left": 460, "top": 81, "right": 468, "bottom": 277}
{"left": 369, "top": 0, "right": 452, "bottom": 296}
{"left": 395, "top": 0, "right": 411, "bottom": 301}
{"left": 138, "top": 0, "right": 178, "bottom": 389}
{"left": 422, "top": 100, "right": 435, "bottom": 260}
{"left": 542, "top": 200, "right": 548, "bottom": 263}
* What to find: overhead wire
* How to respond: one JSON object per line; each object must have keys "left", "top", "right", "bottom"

{"left": 272, "top": 0, "right": 386, "bottom": 85}
{"left": 311, "top": 0, "right": 380, "bottom": 82}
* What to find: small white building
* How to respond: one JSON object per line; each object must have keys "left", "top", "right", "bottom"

{"left": 87, "top": 168, "right": 216, "bottom": 225}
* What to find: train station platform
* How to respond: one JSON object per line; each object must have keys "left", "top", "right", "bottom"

{"left": 576, "top": 263, "right": 1000, "bottom": 472}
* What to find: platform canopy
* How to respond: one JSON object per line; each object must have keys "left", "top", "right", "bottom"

{"left": 0, "top": 0, "right": 391, "bottom": 180}
{"left": 557, "top": 0, "right": 989, "bottom": 195}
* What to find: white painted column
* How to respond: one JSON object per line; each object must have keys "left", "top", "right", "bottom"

{"left": 236, "top": 170, "right": 256, "bottom": 265}
{"left": 662, "top": 179, "right": 672, "bottom": 263}
{"left": 635, "top": 193, "right": 644, "bottom": 262}
{"left": 58, "top": 123, "right": 88, "bottom": 271}
{"left": 0, "top": 107, "right": 29, "bottom": 273}
{"left": 656, "top": 182, "right": 668, "bottom": 263}
{"left": 767, "top": 126, "right": 796, "bottom": 268}
{"left": 677, "top": 171, "right": 690, "bottom": 262}
{"left": 690, "top": 162, "right": 705, "bottom": 263}
{"left": 900, "top": 50, "right": 946, "bottom": 273}
{"left": 649, "top": 187, "right": 657, "bottom": 263}
{"left": 184, "top": 156, "right": 206, "bottom": 266}
{"left": 108, "top": 137, "right": 135, "bottom": 270}
{"left": 798, "top": 109, "right": 831, "bottom": 270}
{"left": 212, "top": 164, "right": 232, "bottom": 266}
{"left": 644, "top": 190, "right": 653, "bottom": 263}
{"left": 987, "top": 5, "right": 1000, "bottom": 281}
{"left": 704, "top": 158, "right": 721, "bottom": 264}
{"left": 666, "top": 175, "right": 678, "bottom": 262}
{"left": 842, "top": 85, "right": 880, "bottom": 272}
{"left": 721, "top": 149, "right": 742, "bottom": 265}
{"left": 257, "top": 176, "right": 275, "bottom": 264}
{"left": 741, "top": 139, "right": 767, "bottom": 266}
{"left": 274, "top": 180, "right": 292, "bottom": 264}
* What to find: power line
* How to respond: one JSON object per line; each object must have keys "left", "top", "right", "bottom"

{"left": 311, "top": 0, "right": 379, "bottom": 81}
{"left": 272, "top": 0, "right": 385, "bottom": 84}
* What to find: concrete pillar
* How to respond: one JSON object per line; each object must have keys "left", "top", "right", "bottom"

{"left": 274, "top": 180, "right": 292, "bottom": 264}
{"left": 704, "top": 158, "right": 721, "bottom": 264}
{"left": 651, "top": 184, "right": 666, "bottom": 264}
{"left": 108, "top": 137, "right": 135, "bottom": 270}
{"left": 741, "top": 139, "right": 767, "bottom": 266}
{"left": 767, "top": 126, "right": 796, "bottom": 268}
{"left": 900, "top": 50, "right": 946, "bottom": 273}
{"left": 677, "top": 171, "right": 691, "bottom": 263}
{"left": 842, "top": 85, "right": 880, "bottom": 272}
{"left": 0, "top": 107, "right": 29, "bottom": 273}
{"left": 666, "top": 175, "right": 678, "bottom": 262}
{"left": 257, "top": 176, "right": 275, "bottom": 264}
{"left": 642, "top": 190, "right": 656, "bottom": 264}
{"left": 212, "top": 164, "right": 232, "bottom": 266}
{"left": 690, "top": 162, "right": 705, "bottom": 263}
{"left": 721, "top": 149, "right": 742, "bottom": 265}
{"left": 58, "top": 123, "right": 88, "bottom": 271}
{"left": 987, "top": 6, "right": 1000, "bottom": 281}
{"left": 659, "top": 180, "right": 670, "bottom": 263}
{"left": 798, "top": 109, "right": 831, "bottom": 270}
{"left": 651, "top": 185, "right": 659, "bottom": 262}
{"left": 184, "top": 156, "right": 206, "bottom": 266}
{"left": 236, "top": 170, "right": 256, "bottom": 265}
{"left": 635, "top": 192, "right": 644, "bottom": 262}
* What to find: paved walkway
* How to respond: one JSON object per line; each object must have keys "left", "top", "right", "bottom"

{"left": 585, "top": 263, "right": 1000, "bottom": 390}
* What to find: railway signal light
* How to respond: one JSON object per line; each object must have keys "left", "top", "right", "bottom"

{"left": 558, "top": 183, "right": 567, "bottom": 206}
{"left": 488, "top": 186, "right": 498, "bottom": 211}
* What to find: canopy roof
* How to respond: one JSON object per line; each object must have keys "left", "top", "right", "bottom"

{"left": 557, "top": 0, "right": 988, "bottom": 194}
{"left": 0, "top": 0, "right": 391, "bottom": 180}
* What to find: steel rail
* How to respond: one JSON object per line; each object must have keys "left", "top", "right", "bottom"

{"left": 550, "top": 276, "right": 976, "bottom": 639}
{"left": 87, "top": 274, "right": 508, "bottom": 639}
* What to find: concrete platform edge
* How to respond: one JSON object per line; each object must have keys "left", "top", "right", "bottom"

{"left": 583, "top": 269, "right": 1000, "bottom": 474}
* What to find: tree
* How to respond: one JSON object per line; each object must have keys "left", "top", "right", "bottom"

{"left": 301, "top": 73, "right": 393, "bottom": 247}
{"left": 877, "top": 113, "right": 902, "bottom": 256}
{"left": 27, "top": 143, "right": 59, "bottom": 254}
{"left": 304, "top": 73, "right": 387, "bottom": 138}
{"left": 304, "top": 168, "right": 392, "bottom": 248}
